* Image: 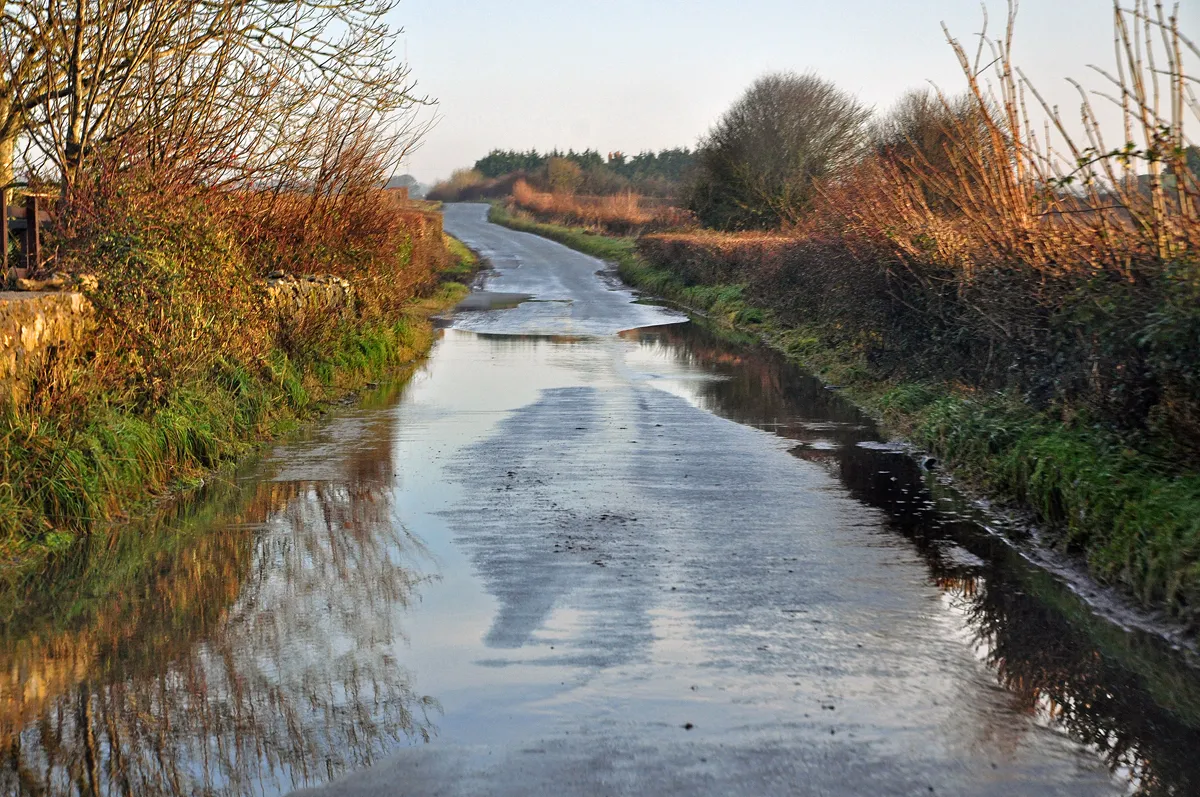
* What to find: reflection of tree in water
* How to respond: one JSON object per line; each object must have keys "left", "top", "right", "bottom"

{"left": 837, "top": 445, "right": 1200, "bottom": 796}
{"left": 2, "top": 412, "right": 437, "bottom": 796}
{"left": 621, "top": 323, "right": 871, "bottom": 445}
{"left": 631, "top": 321, "right": 1200, "bottom": 797}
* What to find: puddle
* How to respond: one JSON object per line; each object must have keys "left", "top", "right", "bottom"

{"left": 452, "top": 291, "right": 534, "bottom": 311}
{"left": 3, "top": 320, "right": 1199, "bottom": 796}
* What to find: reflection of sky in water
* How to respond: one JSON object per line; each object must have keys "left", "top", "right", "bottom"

{"left": 5, "top": 323, "right": 1200, "bottom": 796}
{"left": 385, "top": 330, "right": 1128, "bottom": 793}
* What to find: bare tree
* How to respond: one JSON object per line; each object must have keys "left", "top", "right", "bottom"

{"left": 689, "top": 72, "right": 871, "bottom": 230}
{"left": 1, "top": 0, "right": 432, "bottom": 195}
{"left": 870, "top": 88, "right": 995, "bottom": 210}
{"left": 0, "top": 0, "right": 55, "bottom": 197}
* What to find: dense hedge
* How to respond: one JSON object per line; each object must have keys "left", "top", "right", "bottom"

{"left": 1, "top": 174, "right": 461, "bottom": 556}
{"left": 637, "top": 232, "right": 1200, "bottom": 467}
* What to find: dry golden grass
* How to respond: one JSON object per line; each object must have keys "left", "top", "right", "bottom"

{"left": 510, "top": 179, "right": 694, "bottom": 234}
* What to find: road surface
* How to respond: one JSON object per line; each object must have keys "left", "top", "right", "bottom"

{"left": 289, "top": 204, "right": 1135, "bottom": 796}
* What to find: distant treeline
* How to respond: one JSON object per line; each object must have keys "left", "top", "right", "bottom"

{"left": 427, "top": 147, "right": 695, "bottom": 202}
{"left": 471, "top": 148, "right": 695, "bottom": 191}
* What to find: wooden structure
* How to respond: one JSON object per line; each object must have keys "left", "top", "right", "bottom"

{"left": 2, "top": 194, "right": 52, "bottom": 280}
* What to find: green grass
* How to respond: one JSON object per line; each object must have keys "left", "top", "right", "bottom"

{"left": 442, "top": 234, "right": 480, "bottom": 281}
{"left": 907, "top": 395, "right": 1200, "bottom": 611}
{"left": 0, "top": 270, "right": 471, "bottom": 567}
{"left": 489, "top": 205, "right": 1200, "bottom": 625}
{"left": 488, "top": 203, "right": 639, "bottom": 263}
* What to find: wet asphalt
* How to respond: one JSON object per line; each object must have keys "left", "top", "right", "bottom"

{"left": 289, "top": 204, "right": 1128, "bottom": 796}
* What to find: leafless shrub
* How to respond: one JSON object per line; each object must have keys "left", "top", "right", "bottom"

{"left": 689, "top": 72, "right": 871, "bottom": 230}
{"left": 546, "top": 157, "right": 584, "bottom": 194}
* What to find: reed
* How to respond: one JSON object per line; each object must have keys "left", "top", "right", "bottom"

{"left": 822, "top": 1, "right": 1198, "bottom": 280}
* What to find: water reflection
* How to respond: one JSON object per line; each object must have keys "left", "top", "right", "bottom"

{"left": 7, "top": 320, "right": 1200, "bottom": 796}
{"left": 0, "top": 394, "right": 436, "bottom": 797}
{"left": 623, "top": 321, "right": 1200, "bottom": 797}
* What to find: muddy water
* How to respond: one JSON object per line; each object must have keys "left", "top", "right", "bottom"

{"left": 4, "top": 220, "right": 1200, "bottom": 796}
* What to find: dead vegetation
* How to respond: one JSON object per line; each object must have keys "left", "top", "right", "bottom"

{"left": 620, "top": 2, "right": 1200, "bottom": 622}
{"left": 508, "top": 178, "right": 695, "bottom": 235}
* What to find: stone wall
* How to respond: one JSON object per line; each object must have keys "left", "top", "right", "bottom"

{"left": 0, "top": 291, "right": 94, "bottom": 406}
{"left": 265, "top": 273, "right": 356, "bottom": 327}
{"left": 0, "top": 274, "right": 355, "bottom": 408}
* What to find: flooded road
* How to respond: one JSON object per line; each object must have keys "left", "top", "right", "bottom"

{"left": 4, "top": 203, "right": 1200, "bottom": 796}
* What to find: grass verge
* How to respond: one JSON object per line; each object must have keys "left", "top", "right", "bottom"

{"left": 1, "top": 262, "right": 472, "bottom": 569}
{"left": 442, "top": 233, "right": 481, "bottom": 281}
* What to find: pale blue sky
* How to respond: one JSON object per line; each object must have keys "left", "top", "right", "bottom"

{"left": 392, "top": 1, "right": 1198, "bottom": 183}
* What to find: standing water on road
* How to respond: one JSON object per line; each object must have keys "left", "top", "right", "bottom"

{"left": 3, "top": 203, "right": 1200, "bottom": 796}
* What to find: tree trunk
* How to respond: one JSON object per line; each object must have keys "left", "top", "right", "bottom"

{"left": 0, "top": 115, "right": 14, "bottom": 204}
{"left": 64, "top": 0, "right": 87, "bottom": 189}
